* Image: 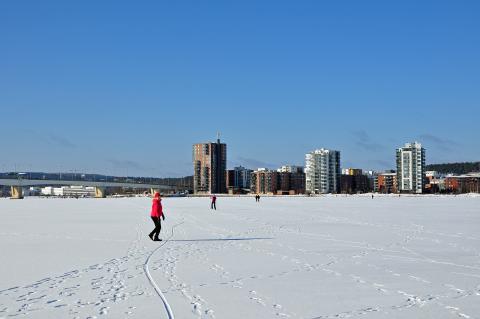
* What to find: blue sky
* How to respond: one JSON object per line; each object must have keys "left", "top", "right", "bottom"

{"left": 1, "top": 1, "right": 479, "bottom": 177}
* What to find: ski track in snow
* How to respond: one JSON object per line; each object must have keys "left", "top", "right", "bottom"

{"left": 1, "top": 196, "right": 480, "bottom": 318}
{"left": 146, "top": 207, "right": 479, "bottom": 319}
{"left": 0, "top": 226, "right": 153, "bottom": 318}
{"left": 0, "top": 201, "right": 182, "bottom": 319}
{"left": 143, "top": 219, "right": 184, "bottom": 319}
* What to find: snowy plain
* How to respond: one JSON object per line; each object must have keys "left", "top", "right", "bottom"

{"left": 0, "top": 195, "right": 479, "bottom": 319}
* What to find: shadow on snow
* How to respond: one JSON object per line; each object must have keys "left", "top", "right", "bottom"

{"left": 170, "top": 237, "right": 274, "bottom": 242}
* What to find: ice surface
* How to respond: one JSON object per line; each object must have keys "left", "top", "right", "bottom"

{"left": 0, "top": 195, "right": 479, "bottom": 318}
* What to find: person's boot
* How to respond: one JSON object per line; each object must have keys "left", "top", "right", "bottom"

{"left": 148, "top": 233, "right": 154, "bottom": 241}
{"left": 153, "top": 237, "right": 162, "bottom": 241}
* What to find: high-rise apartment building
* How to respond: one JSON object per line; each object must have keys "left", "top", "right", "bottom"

{"left": 396, "top": 141, "right": 425, "bottom": 194}
{"left": 193, "top": 137, "right": 227, "bottom": 194}
{"left": 305, "top": 148, "right": 341, "bottom": 194}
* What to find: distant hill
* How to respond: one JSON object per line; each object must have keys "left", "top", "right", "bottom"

{"left": 426, "top": 162, "right": 480, "bottom": 174}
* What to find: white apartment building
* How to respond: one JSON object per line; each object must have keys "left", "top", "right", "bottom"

{"left": 305, "top": 148, "right": 341, "bottom": 194}
{"left": 396, "top": 142, "right": 426, "bottom": 194}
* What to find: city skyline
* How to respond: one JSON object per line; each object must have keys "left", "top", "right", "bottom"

{"left": 1, "top": 1, "right": 479, "bottom": 177}
{"left": 0, "top": 135, "right": 474, "bottom": 178}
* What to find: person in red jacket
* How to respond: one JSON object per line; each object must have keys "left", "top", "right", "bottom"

{"left": 210, "top": 194, "right": 217, "bottom": 210}
{"left": 149, "top": 192, "right": 165, "bottom": 241}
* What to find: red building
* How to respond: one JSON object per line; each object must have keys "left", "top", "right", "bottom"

{"left": 445, "top": 174, "right": 480, "bottom": 193}
{"left": 376, "top": 173, "right": 397, "bottom": 193}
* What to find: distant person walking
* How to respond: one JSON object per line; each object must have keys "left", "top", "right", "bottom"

{"left": 255, "top": 194, "right": 260, "bottom": 202}
{"left": 211, "top": 194, "right": 217, "bottom": 210}
{"left": 149, "top": 192, "right": 165, "bottom": 241}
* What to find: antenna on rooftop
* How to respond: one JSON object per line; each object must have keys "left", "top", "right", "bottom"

{"left": 217, "top": 132, "right": 221, "bottom": 143}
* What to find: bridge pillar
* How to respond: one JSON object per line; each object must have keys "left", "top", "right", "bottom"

{"left": 10, "top": 186, "right": 24, "bottom": 199}
{"left": 95, "top": 187, "right": 106, "bottom": 198}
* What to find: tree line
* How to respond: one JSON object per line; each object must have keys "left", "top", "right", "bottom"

{"left": 426, "top": 162, "right": 480, "bottom": 174}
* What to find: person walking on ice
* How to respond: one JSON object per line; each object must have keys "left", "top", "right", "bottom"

{"left": 149, "top": 192, "right": 165, "bottom": 241}
{"left": 211, "top": 194, "right": 217, "bottom": 210}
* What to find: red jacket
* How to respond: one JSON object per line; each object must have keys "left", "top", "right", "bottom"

{"left": 150, "top": 198, "right": 163, "bottom": 218}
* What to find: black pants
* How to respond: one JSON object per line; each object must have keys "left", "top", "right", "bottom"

{"left": 149, "top": 216, "right": 161, "bottom": 239}
{"left": 211, "top": 202, "right": 216, "bottom": 210}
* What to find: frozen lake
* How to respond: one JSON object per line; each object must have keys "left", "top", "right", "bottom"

{"left": 1, "top": 195, "right": 479, "bottom": 318}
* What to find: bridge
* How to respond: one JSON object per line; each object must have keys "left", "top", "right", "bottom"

{"left": 0, "top": 178, "right": 176, "bottom": 199}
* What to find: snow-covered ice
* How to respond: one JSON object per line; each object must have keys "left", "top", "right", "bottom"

{"left": 1, "top": 195, "right": 479, "bottom": 318}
